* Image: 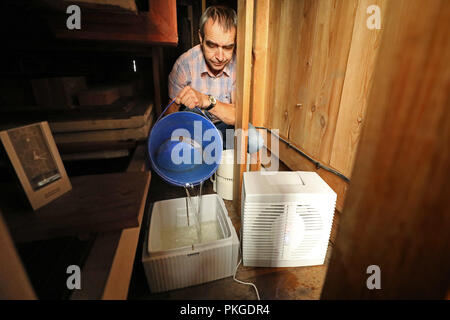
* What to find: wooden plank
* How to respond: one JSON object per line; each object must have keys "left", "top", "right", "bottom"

{"left": 152, "top": 47, "right": 163, "bottom": 117}
{"left": 2, "top": 172, "right": 149, "bottom": 243}
{"left": 102, "top": 144, "right": 149, "bottom": 299}
{"left": 102, "top": 174, "right": 149, "bottom": 299}
{"left": 57, "top": 140, "right": 136, "bottom": 154}
{"left": 266, "top": 0, "right": 301, "bottom": 137}
{"left": 322, "top": 0, "right": 450, "bottom": 299}
{"left": 62, "top": 0, "right": 138, "bottom": 13}
{"left": 330, "top": 0, "right": 387, "bottom": 177}
{"left": 126, "top": 143, "right": 149, "bottom": 173}
{"left": 0, "top": 210, "right": 36, "bottom": 299}
{"left": 262, "top": 0, "right": 356, "bottom": 167}
{"left": 77, "top": 86, "right": 121, "bottom": 106}
{"left": 288, "top": 0, "right": 357, "bottom": 163}
{"left": 251, "top": 0, "right": 270, "bottom": 127}
{"left": 249, "top": 0, "right": 271, "bottom": 171}
{"left": 50, "top": 100, "right": 153, "bottom": 133}
{"left": 53, "top": 114, "right": 154, "bottom": 144}
{"left": 61, "top": 149, "right": 129, "bottom": 161}
{"left": 70, "top": 144, "right": 150, "bottom": 300}
{"left": 31, "top": 77, "right": 87, "bottom": 109}
{"left": 233, "top": 0, "right": 254, "bottom": 212}
{"left": 0, "top": 99, "right": 153, "bottom": 133}
{"left": 48, "top": 0, "right": 178, "bottom": 46}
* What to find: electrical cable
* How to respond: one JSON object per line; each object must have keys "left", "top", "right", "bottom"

{"left": 232, "top": 228, "right": 261, "bottom": 300}
{"left": 253, "top": 126, "right": 350, "bottom": 182}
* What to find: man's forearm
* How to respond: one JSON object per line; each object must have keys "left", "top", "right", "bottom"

{"left": 209, "top": 101, "right": 235, "bottom": 125}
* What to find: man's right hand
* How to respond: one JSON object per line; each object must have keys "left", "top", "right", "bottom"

{"left": 175, "top": 86, "right": 209, "bottom": 109}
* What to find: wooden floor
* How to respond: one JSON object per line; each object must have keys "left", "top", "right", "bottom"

{"left": 127, "top": 172, "right": 340, "bottom": 300}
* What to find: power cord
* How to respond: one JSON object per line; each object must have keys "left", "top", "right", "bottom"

{"left": 232, "top": 228, "right": 261, "bottom": 300}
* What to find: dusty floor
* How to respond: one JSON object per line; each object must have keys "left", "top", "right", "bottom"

{"left": 127, "top": 172, "right": 339, "bottom": 300}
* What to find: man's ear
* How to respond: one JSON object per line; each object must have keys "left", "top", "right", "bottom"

{"left": 198, "top": 30, "right": 203, "bottom": 44}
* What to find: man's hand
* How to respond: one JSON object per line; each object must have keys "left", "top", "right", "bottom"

{"left": 175, "top": 86, "right": 209, "bottom": 109}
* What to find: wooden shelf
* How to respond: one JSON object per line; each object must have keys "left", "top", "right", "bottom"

{"left": 43, "top": 0, "right": 178, "bottom": 46}
{"left": 71, "top": 143, "right": 151, "bottom": 300}
{"left": 2, "top": 171, "right": 150, "bottom": 243}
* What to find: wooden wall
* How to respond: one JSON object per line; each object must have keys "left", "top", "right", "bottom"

{"left": 251, "top": 0, "right": 386, "bottom": 209}
{"left": 322, "top": 0, "right": 450, "bottom": 299}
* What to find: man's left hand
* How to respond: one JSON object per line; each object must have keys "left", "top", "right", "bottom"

{"left": 175, "top": 86, "right": 209, "bottom": 109}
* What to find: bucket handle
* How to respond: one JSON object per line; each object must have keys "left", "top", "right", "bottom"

{"left": 156, "top": 99, "right": 209, "bottom": 124}
{"left": 155, "top": 98, "right": 177, "bottom": 124}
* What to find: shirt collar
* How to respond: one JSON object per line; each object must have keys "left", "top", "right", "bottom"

{"left": 200, "top": 53, "right": 234, "bottom": 78}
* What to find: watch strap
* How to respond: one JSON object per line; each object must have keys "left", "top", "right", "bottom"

{"left": 204, "top": 95, "right": 216, "bottom": 111}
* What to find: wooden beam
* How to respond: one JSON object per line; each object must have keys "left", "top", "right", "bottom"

{"left": 47, "top": 0, "right": 178, "bottom": 46}
{"left": 322, "top": 0, "right": 450, "bottom": 299}
{"left": 152, "top": 47, "right": 161, "bottom": 116}
{"left": 62, "top": 0, "right": 138, "bottom": 13}
{"left": 233, "top": 0, "right": 254, "bottom": 213}
{"left": 249, "top": 0, "right": 271, "bottom": 171}
{"left": 0, "top": 210, "right": 36, "bottom": 299}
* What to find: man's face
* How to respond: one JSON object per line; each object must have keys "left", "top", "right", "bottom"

{"left": 199, "top": 18, "right": 236, "bottom": 75}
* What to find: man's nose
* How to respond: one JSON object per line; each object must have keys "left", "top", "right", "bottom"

{"left": 216, "top": 48, "right": 224, "bottom": 62}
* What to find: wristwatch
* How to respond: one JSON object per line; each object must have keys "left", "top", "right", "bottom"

{"left": 204, "top": 95, "right": 217, "bottom": 111}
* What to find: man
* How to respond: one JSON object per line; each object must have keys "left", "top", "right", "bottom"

{"left": 168, "top": 5, "right": 262, "bottom": 153}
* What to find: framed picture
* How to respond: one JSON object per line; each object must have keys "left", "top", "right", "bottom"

{"left": 0, "top": 121, "right": 71, "bottom": 210}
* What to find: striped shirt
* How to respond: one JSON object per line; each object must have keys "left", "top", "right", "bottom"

{"left": 168, "top": 44, "right": 236, "bottom": 122}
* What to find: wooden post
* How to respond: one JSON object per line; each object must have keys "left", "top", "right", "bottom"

{"left": 152, "top": 47, "right": 163, "bottom": 117}
{"left": 321, "top": 0, "right": 450, "bottom": 299}
{"left": 0, "top": 210, "right": 36, "bottom": 299}
{"left": 233, "top": 0, "right": 254, "bottom": 213}
{"left": 249, "top": 0, "right": 271, "bottom": 171}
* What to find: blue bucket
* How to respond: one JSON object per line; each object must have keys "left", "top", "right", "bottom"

{"left": 148, "top": 104, "right": 223, "bottom": 187}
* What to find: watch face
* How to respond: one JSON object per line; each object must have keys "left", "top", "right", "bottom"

{"left": 8, "top": 125, "right": 61, "bottom": 190}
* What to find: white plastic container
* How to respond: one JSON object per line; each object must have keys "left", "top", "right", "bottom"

{"left": 142, "top": 194, "right": 239, "bottom": 293}
{"left": 241, "top": 171, "right": 337, "bottom": 268}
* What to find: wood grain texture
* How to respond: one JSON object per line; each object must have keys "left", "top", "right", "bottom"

{"left": 249, "top": 0, "right": 271, "bottom": 172}
{"left": 50, "top": 100, "right": 153, "bottom": 133}
{"left": 62, "top": 0, "right": 138, "bottom": 13}
{"left": 251, "top": 0, "right": 270, "bottom": 128}
{"left": 0, "top": 99, "right": 152, "bottom": 133}
{"left": 53, "top": 114, "right": 154, "bottom": 144}
{"left": 3, "top": 172, "right": 149, "bottom": 243}
{"left": 77, "top": 87, "right": 121, "bottom": 106}
{"left": 70, "top": 144, "right": 150, "bottom": 300}
{"left": 31, "top": 77, "right": 87, "bottom": 109}
{"left": 322, "top": 0, "right": 450, "bottom": 299}
{"left": 266, "top": 0, "right": 357, "bottom": 163}
{"left": 48, "top": 0, "right": 178, "bottom": 46}
{"left": 330, "top": 0, "right": 387, "bottom": 177}
{"left": 0, "top": 210, "right": 36, "bottom": 299}
{"left": 233, "top": 0, "right": 254, "bottom": 212}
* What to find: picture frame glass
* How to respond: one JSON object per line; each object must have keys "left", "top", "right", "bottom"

{"left": 7, "top": 125, "right": 61, "bottom": 190}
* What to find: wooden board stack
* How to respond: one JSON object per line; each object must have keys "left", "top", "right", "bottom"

{"left": 51, "top": 98, "right": 154, "bottom": 161}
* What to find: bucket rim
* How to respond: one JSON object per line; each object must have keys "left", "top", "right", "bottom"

{"left": 148, "top": 111, "right": 223, "bottom": 187}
